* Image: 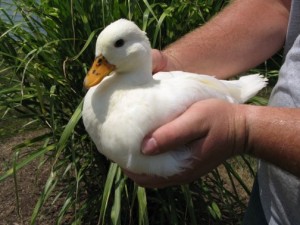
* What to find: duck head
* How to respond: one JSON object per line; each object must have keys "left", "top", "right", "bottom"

{"left": 84, "top": 19, "right": 152, "bottom": 89}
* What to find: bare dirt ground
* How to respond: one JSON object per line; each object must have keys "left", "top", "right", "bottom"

{"left": 0, "top": 129, "right": 58, "bottom": 225}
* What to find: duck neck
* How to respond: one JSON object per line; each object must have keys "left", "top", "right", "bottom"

{"left": 121, "top": 69, "right": 153, "bottom": 86}
{"left": 116, "top": 55, "right": 153, "bottom": 86}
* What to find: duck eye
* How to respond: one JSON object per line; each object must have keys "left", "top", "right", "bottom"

{"left": 114, "top": 39, "right": 125, "bottom": 48}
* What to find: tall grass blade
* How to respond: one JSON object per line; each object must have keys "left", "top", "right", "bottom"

{"left": 137, "top": 186, "right": 149, "bottom": 225}
{"left": 223, "top": 161, "right": 251, "bottom": 195}
{"left": 0, "top": 143, "right": 54, "bottom": 182}
{"left": 30, "top": 172, "right": 58, "bottom": 225}
{"left": 181, "top": 185, "right": 197, "bottom": 225}
{"left": 55, "top": 100, "right": 83, "bottom": 159}
{"left": 99, "top": 163, "right": 118, "bottom": 225}
{"left": 13, "top": 151, "right": 23, "bottom": 222}
{"left": 111, "top": 166, "right": 125, "bottom": 225}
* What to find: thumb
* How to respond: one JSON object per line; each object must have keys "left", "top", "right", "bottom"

{"left": 142, "top": 104, "right": 207, "bottom": 155}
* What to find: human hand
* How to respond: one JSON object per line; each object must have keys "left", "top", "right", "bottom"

{"left": 152, "top": 49, "right": 179, "bottom": 73}
{"left": 124, "top": 99, "right": 247, "bottom": 188}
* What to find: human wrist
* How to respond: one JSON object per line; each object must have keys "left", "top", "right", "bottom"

{"left": 162, "top": 48, "right": 185, "bottom": 71}
{"left": 232, "top": 104, "right": 250, "bottom": 156}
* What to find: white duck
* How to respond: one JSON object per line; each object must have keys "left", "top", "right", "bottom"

{"left": 82, "top": 19, "right": 267, "bottom": 177}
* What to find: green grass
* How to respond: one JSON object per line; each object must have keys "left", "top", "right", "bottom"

{"left": 0, "top": 0, "right": 281, "bottom": 224}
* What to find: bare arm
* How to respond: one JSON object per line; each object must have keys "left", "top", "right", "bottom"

{"left": 153, "top": 0, "right": 290, "bottom": 79}
{"left": 244, "top": 105, "right": 300, "bottom": 176}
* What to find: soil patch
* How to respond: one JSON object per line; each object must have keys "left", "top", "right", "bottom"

{"left": 0, "top": 129, "right": 57, "bottom": 225}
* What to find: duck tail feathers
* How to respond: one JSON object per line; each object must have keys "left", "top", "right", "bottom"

{"left": 225, "top": 74, "right": 268, "bottom": 103}
{"left": 239, "top": 74, "right": 268, "bottom": 102}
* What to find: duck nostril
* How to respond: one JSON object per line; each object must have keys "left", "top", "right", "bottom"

{"left": 97, "top": 58, "right": 103, "bottom": 66}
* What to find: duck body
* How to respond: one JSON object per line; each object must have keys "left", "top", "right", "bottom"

{"left": 82, "top": 19, "right": 267, "bottom": 177}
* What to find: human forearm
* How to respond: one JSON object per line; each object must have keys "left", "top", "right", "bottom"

{"left": 157, "top": 0, "right": 290, "bottom": 79}
{"left": 243, "top": 104, "right": 300, "bottom": 176}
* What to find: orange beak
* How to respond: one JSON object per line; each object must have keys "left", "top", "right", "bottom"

{"left": 83, "top": 55, "right": 116, "bottom": 89}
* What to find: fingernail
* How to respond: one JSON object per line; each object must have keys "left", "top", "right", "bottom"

{"left": 142, "top": 137, "right": 158, "bottom": 155}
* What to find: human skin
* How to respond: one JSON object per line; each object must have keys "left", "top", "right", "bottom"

{"left": 124, "top": 0, "right": 299, "bottom": 188}
{"left": 152, "top": 0, "right": 291, "bottom": 78}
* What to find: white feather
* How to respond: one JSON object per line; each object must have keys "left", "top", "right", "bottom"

{"left": 82, "top": 19, "right": 268, "bottom": 177}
